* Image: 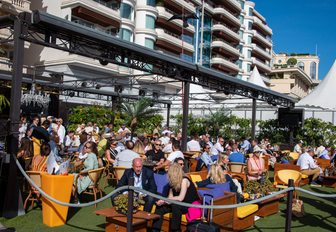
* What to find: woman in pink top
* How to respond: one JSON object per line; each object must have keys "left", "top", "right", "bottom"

{"left": 247, "top": 146, "right": 265, "bottom": 180}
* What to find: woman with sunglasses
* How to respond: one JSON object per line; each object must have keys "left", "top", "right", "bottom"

{"left": 75, "top": 141, "right": 98, "bottom": 195}
{"left": 104, "top": 139, "right": 118, "bottom": 167}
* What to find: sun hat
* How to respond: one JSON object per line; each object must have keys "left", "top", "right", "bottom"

{"left": 253, "top": 146, "right": 263, "bottom": 153}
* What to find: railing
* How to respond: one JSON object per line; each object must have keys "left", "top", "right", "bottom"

{"left": 212, "top": 37, "right": 239, "bottom": 49}
{"left": 13, "top": 154, "right": 336, "bottom": 232}
{"left": 72, "top": 19, "right": 117, "bottom": 36}
{"left": 93, "top": 0, "right": 120, "bottom": 10}
{"left": 213, "top": 20, "right": 237, "bottom": 33}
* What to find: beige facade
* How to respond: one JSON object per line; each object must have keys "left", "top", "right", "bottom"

{"left": 270, "top": 53, "right": 320, "bottom": 99}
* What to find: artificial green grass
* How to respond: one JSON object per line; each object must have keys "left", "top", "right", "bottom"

{"left": 1, "top": 178, "right": 335, "bottom": 231}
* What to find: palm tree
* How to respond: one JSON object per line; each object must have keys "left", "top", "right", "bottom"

{"left": 121, "top": 98, "right": 159, "bottom": 138}
{"left": 0, "top": 94, "right": 9, "bottom": 113}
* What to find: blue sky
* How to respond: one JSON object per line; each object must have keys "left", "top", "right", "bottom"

{"left": 253, "top": 0, "right": 336, "bottom": 80}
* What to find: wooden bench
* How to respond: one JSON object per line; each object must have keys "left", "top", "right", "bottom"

{"left": 316, "top": 158, "right": 331, "bottom": 171}
{"left": 95, "top": 208, "right": 160, "bottom": 232}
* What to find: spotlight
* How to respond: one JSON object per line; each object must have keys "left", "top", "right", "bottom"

{"left": 139, "top": 89, "right": 146, "bottom": 97}
{"left": 95, "top": 84, "right": 101, "bottom": 90}
{"left": 99, "top": 52, "right": 109, "bottom": 66}
{"left": 153, "top": 92, "right": 159, "bottom": 100}
{"left": 115, "top": 85, "right": 123, "bottom": 93}
{"left": 81, "top": 82, "right": 87, "bottom": 87}
{"left": 69, "top": 91, "right": 75, "bottom": 97}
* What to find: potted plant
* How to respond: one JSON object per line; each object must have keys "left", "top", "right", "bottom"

{"left": 245, "top": 178, "right": 275, "bottom": 199}
{"left": 113, "top": 193, "right": 145, "bottom": 215}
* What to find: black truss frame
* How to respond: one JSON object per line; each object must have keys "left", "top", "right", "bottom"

{"left": 13, "top": 11, "right": 294, "bottom": 107}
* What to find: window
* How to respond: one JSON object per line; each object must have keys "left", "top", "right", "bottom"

{"left": 247, "top": 64, "right": 251, "bottom": 72}
{"left": 248, "top": 8, "right": 253, "bottom": 16}
{"left": 310, "top": 62, "right": 317, "bottom": 79}
{"left": 146, "top": 0, "right": 156, "bottom": 7}
{"left": 247, "top": 50, "right": 251, "bottom": 58}
{"left": 298, "top": 61, "right": 304, "bottom": 70}
{"left": 145, "top": 38, "right": 154, "bottom": 49}
{"left": 119, "top": 28, "right": 132, "bottom": 41}
{"left": 182, "top": 34, "right": 193, "bottom": 45}
{"left": 247, "top": 35, "right": 252, "bottom": 44}
{"left": 145, "top": 15, "right": 155, "bottom": 29}
{"left": 248, "top": 22, "right": 252, "bottom": 30}
{"left": 181, "top": 53, "right": 193, "bottom": 62}
{"left": 236, "top": 60, "right": 242, "bottom": 69}
{"left": 120, "top": 3, "right": 133, "bottom": 20}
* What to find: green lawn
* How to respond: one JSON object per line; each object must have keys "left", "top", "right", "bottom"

{"left": 1, "top": 180, "right": 335, "bottom": 232}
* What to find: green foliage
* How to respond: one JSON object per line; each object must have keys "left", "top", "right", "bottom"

{"left": 257, "top": 119, "right": 288, "bottom": 144}
{"left": 121, "top": 98, "right": 159, "bottom": 136}
{"left": 113, "top": 194, "right": 145, "bottom": 215}
{"left": 296, "top": 118, "right": 336, "bottom": 146}
{"left": 136, "top": 114, "right": 163, "bottom": 134}
{"left": 171, "top": 113, "right": 207, "bottom": 136}
{"left": 0, "top": 94, "right": 10, "bottom": 113}
{"left": 245, "top": 179, "right": 275, "bottom": 196}
{"left": 67, "top": 105, "right": 114, "bottom": 131}
{"left": 287, "top": 58, "right": 297, "bottom": 66}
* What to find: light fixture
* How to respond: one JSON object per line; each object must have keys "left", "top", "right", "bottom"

{"left": 139, "top": 89, "right": 146, "bottom": 97}
{"left": 81, "top": 82, "right": 87, "bottom": 87}
{"left": 95, "top": 84, "right": 101, "bottom": 90}
{"left": 115, "top": 85, "right": 123, "bottom": 93}
{"left": 99, "top": 52, "right": 109, "bottom": 66}
{"left": 153, "top": 91, "right": 159, "bottom": 100}
{"left": 69, "top": 91, "right": 75, "bottom": 97}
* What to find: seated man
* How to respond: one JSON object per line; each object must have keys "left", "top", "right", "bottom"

{"left": 297, "top": 148, "right": 321, "bottom": 186}
{"left": 115, "top": 141, "right": 139, "bottom": 168}
{"left": 115, "top": 158, "right": 157, "bottom": 212}
{"left": 229, "top": 149, "right": 246, "bottom": 163}
{"left": 196, "top": 144, "right": 214, "bottom": 171}
{"left": 154, "top": 140, "right": 183, "bottom": 171}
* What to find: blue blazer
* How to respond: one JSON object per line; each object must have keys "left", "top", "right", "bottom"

{"left": 117, "top": 168, "right": 157, "bottom": 194}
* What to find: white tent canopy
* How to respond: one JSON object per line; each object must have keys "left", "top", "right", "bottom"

{"left": 247, "top": 66, "right": 268, "bottom": 88}
{"left": 298, "top": 60, "right": 336, "bottom": 109}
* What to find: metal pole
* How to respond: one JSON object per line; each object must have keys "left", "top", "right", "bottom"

{"left": 166, "top": 104, "right": 171, "bottom": 128}
{"left": 285, "top": 179, "right": 294, "bottom": 232}
{"left": 181, "top": 81, "right": 190, "bottom": 151}
{"left": 126, "top": 177, "right": 135, "bottom": 232}
{"left": 199, "top": 0, "right": 205, "bottom": 65}
{"left": 3, "top": 17, "right": 25, "bottom": 218}
{"left": 251, "top": 98, "right": 257, "bottom": 139}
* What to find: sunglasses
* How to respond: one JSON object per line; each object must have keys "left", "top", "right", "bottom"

{"left": 178, "top": 162, "right": 184, "bottom": 166}
{"left": 155, "top": 143, "right": 161, "bottom": 146}
{"left": 84, "top": 146, "right": 91, "bottom": 149}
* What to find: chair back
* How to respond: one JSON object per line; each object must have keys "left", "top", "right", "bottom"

{"left": 26, "top": 171, "right": 42, "bottom": 188}
{"left": 228, "top": 162, "right": 246, "bottom": 173}
{"left": 316, "top": 158, "right": 331, "bottom": 171}
{"left": 276, "top": 169, "right": 302, "bottom": 186}
{"left": 88, "top": 167, "right": 105, "bottom": 186}
{"left": 114, "top": 166, "right": 127, "bottom": 180}
{"left": 289, "top": 152, "right": 299, "bottom": 160}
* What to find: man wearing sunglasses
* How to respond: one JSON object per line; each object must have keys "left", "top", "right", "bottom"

{"left": 145, "top": 140, "right": 165, "bottom": 165}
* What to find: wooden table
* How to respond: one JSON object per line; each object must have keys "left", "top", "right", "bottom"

{"left": 95, "top": 207, "right": 160, "bottom": 232}
{"left": 256, "top": 194, "right": 285, "bottom": 217}
{"left": 322, "top": 176, "right": 336, "bottom": 188}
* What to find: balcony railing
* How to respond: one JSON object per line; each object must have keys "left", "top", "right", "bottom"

{"left": 2, "top": 0, "right": 30, "bottom": 11}
{"left": 93, "top": 0, "right": 119, "bottom": 10}
{"left": 72, "top": 19, "right": 117, "bottom": 36}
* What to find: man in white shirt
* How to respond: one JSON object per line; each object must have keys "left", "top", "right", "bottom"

{"left": 118, "top": 124, "right": 130, "bottom": 135}
{"left": 56, "top": 118, "right": 66, "bottom": 146}
{"left": 212, "top": 136, "right": 225, "bottom": 155}
{"left": 196, "top": 144, "right": 214, "bottom": 171}
{"left": 187, "top": 134, "right": 201, "bottom": 152}
{"left": 115, "top": 141, "right": 140, "bottom": 168}
{"left": 297, "top": 148, "right": 321, "bottom": 185}
{"left": 159, "top": 132, "right": 170, "bottom": 146}
{"left": 154, "top": 140, "right": 183, "bottom": 171}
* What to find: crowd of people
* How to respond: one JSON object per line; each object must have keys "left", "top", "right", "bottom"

{"left": 16, "top": 114, "right": 336, "bottom": 231}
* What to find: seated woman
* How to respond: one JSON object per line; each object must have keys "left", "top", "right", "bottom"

{"left": 31, "top": 142, "right": 51, "bottom": 172}
{"left": 152, "top": 163, "right": 200, "bottom": 232}
{"left": 75, "top": 141, "right": 99, "bottom": 195}
{"left": 247, "top": 146, "right": 265, "bottom": 181}
{"left": 104, "top": 139, "right": 118, "bottom": 168}
{"left": 196, "top": 164, "right": 240, "bottom": 200}
{"left": 17, "top": 138, "right": 33, "bottom": 170}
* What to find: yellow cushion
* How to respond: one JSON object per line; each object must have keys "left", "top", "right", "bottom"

{"left": 301, "top": 174, "right": 308, "bottom": 179}
{"left": 190, "top": 174, "right": 203, "bottom": 182}
{"left": 138, "top": 205, "right": 156, "bottom": 214}
{"left": 237, "top": 204, "right": 258, "bottom": 219}
{"left": 163, "top": 213, "right": 188, "bottom": 223}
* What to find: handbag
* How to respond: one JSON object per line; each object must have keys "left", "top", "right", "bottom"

{"left": 186, "top": 194, "right": 220, "bottom": 232}
{"left": 292, "top": 199, "right": 305, "bottom": 217}
{"left": 186, "top": 200, "right": 202, "bottom": 222}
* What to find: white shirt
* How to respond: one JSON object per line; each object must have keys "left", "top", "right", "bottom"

{"left": 162, "top": 143, "right": 172, "bottom": 153}
{"left": 160, "top": 136, "right": 170, "bottom": 146}
{"left": 115, "top": 149, "right": 140, "bottom": 168}
{"left": 200, "top": 151, "right": 214, "bottom": 166}
{"left": 187, "top": 140, "right": 201, "bottom": 151}
{"left": 118, "top": 127, "right": 130, "bottom": 134}
{"left": 57, "top": 124, "right": 66, "bottom": 145}
{"left": 297, "top": 152, "right": 318, "bottom": 170}
{"left": 212, "top": 142, "right": 224, "bottom": 155}
{"left": 167, "top": 150, "right": 184, "bottom": 162}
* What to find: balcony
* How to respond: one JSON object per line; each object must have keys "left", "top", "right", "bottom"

{"left": 251, "top": 43, "right": 272, "bottom": 60}
{"left": 213, "top": 6, "right": 240, "bottom": 28}
{"left": 137, "top": 4, "right": 158, "bottom": 16}
{"left": 156, "top": 6, "right": 194, "bottom": 35}
{"left": 253, "top": 16, "right": 272, "bottom": 35}
{"left": 212, "top": 22, "right": 240, "bottom": 42}
{"left": 251, "top": 57, "right": 271, "bottom": 73}
{"left": 1, "top": 0, "right": 30, "bottom": 13}
{"left": 155, "top": 28, "right": 194, "bottom": 55}
{"left": 211, "top": 55, "right": 240, "bottom": 73}
{"left": 211, "top": 39, "right": 240, "bottom": 58}
{"left": 164, "top": 0, "right": 195, "bottom": 14}
{"left": 252, "top": 30, "right": 272, "bottom": 48}
{"left": 62, "top": 0, "right": 121, "bottom": 27}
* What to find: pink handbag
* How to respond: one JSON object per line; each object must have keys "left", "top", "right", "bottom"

{"left": 186, "top": 200, "right": 202, "bottom": 222}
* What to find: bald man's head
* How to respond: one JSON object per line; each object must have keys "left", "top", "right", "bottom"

{"left": 132, "top": 158, "right": 143, "bottom": 175}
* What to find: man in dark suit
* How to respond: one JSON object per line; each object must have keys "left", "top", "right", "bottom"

{"left": 116, "top": 158, "right": 157, "bottom": 212}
